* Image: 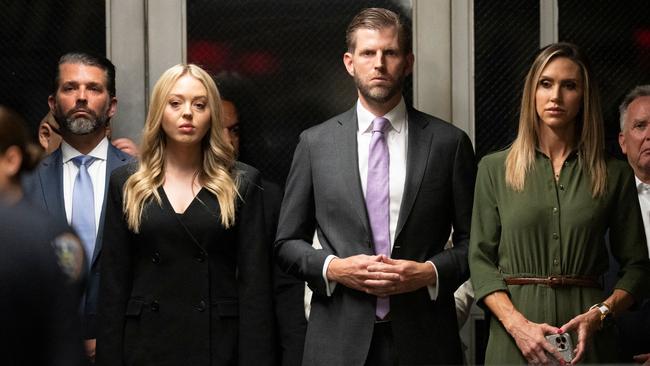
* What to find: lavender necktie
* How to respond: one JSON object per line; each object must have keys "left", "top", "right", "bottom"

{"left": 71, "top": 155, "right": 96, "bottom": 267}
{"left": 366, "top": 117, "right": 390, "bottom": 319}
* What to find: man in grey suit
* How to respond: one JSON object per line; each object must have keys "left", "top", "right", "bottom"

{"left": 23, "top": 52, "right": 135, "bottom": 362}
{"left": 275, "top": 8, "right": 476, "bottom": 366}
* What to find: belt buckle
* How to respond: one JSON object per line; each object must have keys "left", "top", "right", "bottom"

{"left": 547, "top": 276, "right": 563, "bottom": 288}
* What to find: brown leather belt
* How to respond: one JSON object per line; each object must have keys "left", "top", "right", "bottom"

{"left": 504, "top": 276, "right": 600, "bottom": 288}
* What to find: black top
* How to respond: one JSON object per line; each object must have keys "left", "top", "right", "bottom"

{"left": 97, "top": 162, "right": 275, "bottom": 366}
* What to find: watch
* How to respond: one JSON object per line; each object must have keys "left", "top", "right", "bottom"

{"left": 589, "top": 302, "right": 611, "bottom": 329}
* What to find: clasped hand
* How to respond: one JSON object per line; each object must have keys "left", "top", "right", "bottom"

{"left": 326, "top": 254, "right": 435, "bottom": 297}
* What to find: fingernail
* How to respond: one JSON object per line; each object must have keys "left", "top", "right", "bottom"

{"left": 557, "top": 328, "right": 564, "bottom": 334}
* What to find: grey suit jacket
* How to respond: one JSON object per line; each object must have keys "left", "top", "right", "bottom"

{"left": 275, "top": 105, "right": 476, "bottom": 365}
{"left": 22, "top": 143, "right": 135, "bottom": 338}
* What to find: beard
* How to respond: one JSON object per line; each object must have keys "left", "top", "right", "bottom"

{"left": 54, "top": 105, "right": 108, "bottom": 135}
{"left": 354, "top": 72, "right": 405, "bottom": 105}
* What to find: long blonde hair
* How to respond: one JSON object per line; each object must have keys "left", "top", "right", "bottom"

{"left": 505, "top": 42, "right": 606, "bottom": 197}
{"left": 123, "top": 64, "right": 239, "bottom": 232}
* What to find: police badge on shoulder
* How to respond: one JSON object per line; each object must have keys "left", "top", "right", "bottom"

{"left": 51, "top": 232, "right": 85, "bottom": 283}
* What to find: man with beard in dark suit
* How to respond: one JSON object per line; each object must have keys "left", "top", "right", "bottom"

{"left": 23, "top": 52, "right": 135, "bottom": 362}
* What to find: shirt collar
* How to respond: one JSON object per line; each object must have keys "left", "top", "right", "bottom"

{"left": 356, "top": 98, "right": 407, "bottom": 134}
{"left": 635, "top": 176, "right": 650, "bottom": 194}
{"left": 533, "top": 147, "right": 579, "bottom": 161}
{"left": 62, "top": 137, "right": 110, "bottom": 164}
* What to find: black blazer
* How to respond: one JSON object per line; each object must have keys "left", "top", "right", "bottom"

{"left": 22, "top": 144, "right": 134, "bottom": 337}
{"left": 275, "top": 106, "right": 477, "bottom": 365}
{"left": 96, "top": 162, "right": 274, "bottom": 366}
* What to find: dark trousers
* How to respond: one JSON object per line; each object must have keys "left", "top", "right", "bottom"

{"left": 616, "top": 300, "right": 650, "bottom": 362}
{"left": 364, "top": 321, "right": 398, "bottom": 366}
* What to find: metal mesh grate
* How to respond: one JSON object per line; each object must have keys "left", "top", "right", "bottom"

{"left": 559, "top": 0, "right": 650, "bottom": 158}
{"left": 187, "top": 0, "right": 413, "bottom": 185}
{"left": 0, "top": 0, "right": 106, "bottom": 133}
{"left": 474, "top": 0, "right": 540, "bottom": 160}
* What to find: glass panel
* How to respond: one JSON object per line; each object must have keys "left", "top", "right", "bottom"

{"left": 0, "top": 0, "right": 106, "bottom": 132}
{"left": 559, "top": 0, "right": 650, "bottom": 157}
{"left": 187, "top": 0, "right": 413, "bottom": 185}
{"left": 474, "top": 0, "right": 539, "bottom": 159}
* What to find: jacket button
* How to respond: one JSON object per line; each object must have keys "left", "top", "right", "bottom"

{"left": 150, "top": 300, "right": 160, "bottom": 312}
{"left": 195, "top": 251, "right": 206, "bottom": 262}
{"left": 196, "top": 300, "right": 206, "bottom": 312}
{"left": 152, "top": 252, "right": 160, "bottom": 264}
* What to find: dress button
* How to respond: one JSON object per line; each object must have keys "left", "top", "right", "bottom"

{"left": 152, "top": 252, "right": 160, "bottom": 264}
{"left": 552, "top": 207, "right": 558, "bottom": 214}
{"left": 559, "top": 184, "right": 565, "bottom": 191}
{"left": 150, "top": 300, "right": 160, "bottom": 312}
{"left": 552, "top": 233, "right": 559, "bottom": 240}
{"left": 196, "top": 300, "right": 206, "bottom": 312}
{"left": 553, "top": 259, "right": 559, "bottom": 266}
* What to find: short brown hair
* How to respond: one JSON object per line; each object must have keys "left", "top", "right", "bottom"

{"left": 54, "top": 52, "right": 116, "bottom": 98}
{"left": 345, "top": 8, "right": 411, "bottom": 54}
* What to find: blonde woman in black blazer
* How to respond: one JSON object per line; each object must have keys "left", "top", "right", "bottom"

{"left": 96, "top": 64, "right": 274, "bottom": 366}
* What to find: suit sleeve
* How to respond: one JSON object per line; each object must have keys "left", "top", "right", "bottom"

{"left": 237, "top": 170, "right": 276, "bottom": 366}
{"left": 275, "top": 132, "right": 332, "bottom": 296}
{"left": 608, "top": 168, "right": 650, "bottom": 299}
{"left": 96, "top": 172, "right": 134, "bottom": 366}
{"left": 429, "top": 132, "right": 476, "bottom": 295}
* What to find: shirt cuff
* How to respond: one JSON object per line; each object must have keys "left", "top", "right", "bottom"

{"left": 426, "top": 260, "right": 439, "bottom": 300}
{"left": 323, "top": 255, "right": 338, "bottom": 296}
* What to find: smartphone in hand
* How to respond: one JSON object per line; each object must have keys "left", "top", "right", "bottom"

{"left": 545, "top": 334, "right": 575, "bottom": 364}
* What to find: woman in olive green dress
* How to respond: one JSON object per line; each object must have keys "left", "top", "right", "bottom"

{"left": 469, "top": 42, "right": 650, "bottom": 365}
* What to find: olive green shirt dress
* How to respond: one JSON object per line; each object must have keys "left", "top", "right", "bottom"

{"left": 469, "top": 149, "right": 650, "bottom": 365}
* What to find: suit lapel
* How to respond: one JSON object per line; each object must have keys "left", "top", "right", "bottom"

{"left": 335, "top": 107, "right": 371, "bottom": 234}
{"left": 395, "top": 109, "right": 431, "bottom": 239}
{"left": 40, "top": 149, "right": 67, "bottom": 227}
{"left": 91, "top": 145, "right": 131, "bottom": 265}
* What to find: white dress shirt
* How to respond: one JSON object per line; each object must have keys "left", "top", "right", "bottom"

{"left": 62, "top": 137, "right": 109, "bottom": 234}
{"left": 635, "top": 176, "right": 650, "bottom": 257}
{"left": 323, "top": 99, "right": 439, "bottom": 299}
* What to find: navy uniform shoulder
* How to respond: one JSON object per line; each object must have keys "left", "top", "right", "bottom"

{"left": 1, "top": 200, "right": 85, "bottom": 284}
{"left": 10, "top": 199, "right": 70, "bottom": 238}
